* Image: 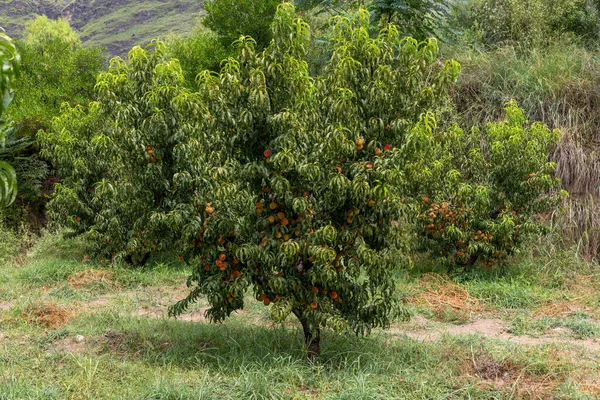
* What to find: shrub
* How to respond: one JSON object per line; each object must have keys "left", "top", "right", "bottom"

{"left": 0, "top": 221, "right": 21, "bottom": 265}
{"left": 43, "top": 3, "right": 562, "bottom": 357}
{"left": 415, "top": 101, "right": 565, "bottom": 269}
{"left": 451, "top": 0, "right": 600, "bottom": 47}
{"left": 39, "top": 42, "right": 219, "bottom": 265}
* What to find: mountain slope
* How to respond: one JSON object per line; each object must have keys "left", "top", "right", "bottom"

{"left": 0, "top": 0, "right": 204, "bottom": 56}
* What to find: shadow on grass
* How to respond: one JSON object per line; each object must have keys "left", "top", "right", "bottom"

{"left": 74, "top": 312, "right": 449, "bottom": 375}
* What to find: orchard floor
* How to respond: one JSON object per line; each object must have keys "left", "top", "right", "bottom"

{"left": 1, "top": 234, "right": 600, "bottom": 399}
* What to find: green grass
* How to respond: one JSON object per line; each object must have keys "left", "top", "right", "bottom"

{"left": 1, "top": 232, "right": 600, "bottom": 399}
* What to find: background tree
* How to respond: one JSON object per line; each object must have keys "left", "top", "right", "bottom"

{"left": 369, "top": 0, "right": 454, "bottom": 40}
{"left": 165, "top": 24, "right": 232, "bottom": 88}
{"left": 1, "top": 16, "right": 102, "bottom": 229}
{"left": 296, "top": 0, "right": 453, "bottom": 40}
{"left": 204, "top": 0, "right": 282, "bottom": 49}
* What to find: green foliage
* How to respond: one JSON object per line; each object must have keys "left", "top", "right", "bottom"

{"left": 43, "top": 3, "right": 563, "bottom": 356}
{"left": 0, "top": 124, "right": 48, "bottom": 219}
{"left": 39, "top": 41, "right": 219, "bottom": 266}
{"left": 369, "top": 0, "right": 454, "bottom": 40}
{"left": 415, "top": 101, "right": 564, "bottom": 269}
{"left": 11, "top": 16, "right": 103, "bottom": 128}
{"left": 0, "top": 29, "right": 19, "bottom": 208}
{"left": 22, "top": 16, "right": 79, "bottom": 49}
{"left": 203, "top": 0, "right": 282, "bottom": 48}
{"left": 169, "top": 4, "right": 460, "bottom": 350}
{"left": 296, "top": 0, "right": 453, "bottom": 40}
{"left": 165, "top": 25, "right": 232, "bottom": 87}
{"left": 452, "top": 0, "right": 600, "bottom": 47}
{"left": 0, "top": 218, "right": 21, "bottom": 265}
{"left": 1, "top": 16, "right": 102, "bottom": 225}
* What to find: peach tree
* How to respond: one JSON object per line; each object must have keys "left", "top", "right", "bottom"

{"left": 414, "top": 101, "right": 565, "bottom": 269}
{"left": 39, "top": 42, "right": 221, "bottom": 265}
{"left": 168, "top": 4, "right": 460, "bottom": 357}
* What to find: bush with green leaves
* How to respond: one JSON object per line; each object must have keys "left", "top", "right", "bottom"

{"left": 204, "top": 0, "right": 282, "bottom": 49}
{"left": 39, "top": 42, "right": 221, "bottom": 265}
{"left": 2, "top": 17, "right": 102, "bottom": 226}
{"left": 165, "top": 25, "right": 232, "bottom": 87}
{"left": 0, "top": 29, "right": 19, "bottom": 209}
{"left": 10, "top": 17, "right": 102, "bottom": 133}
{"left": 44, "top": 4, "right": 460, "bottom": 356}
{"left": 414, "top": 101, "right": 565, "bottom": 269}
{"left": 452, "top": 0, "right": 600, "bottom": 47}
{"left": 297, "top": 0, "right": 453, "bottom": 40}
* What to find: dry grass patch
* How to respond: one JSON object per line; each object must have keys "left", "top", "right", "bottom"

{"left": 533, "top": 300, "right": 585, "bottom": 318}
{"left": 468, "top": 351, "right": 571, "bottom": 399}
{"left": 68, "top": 269, "right": 116, "bottom": 289}
{"left": 408, "top": 273, "right": 485, "bottom": 320}
{"left": 24, "top": 302, "right": 74, "bottom": 329}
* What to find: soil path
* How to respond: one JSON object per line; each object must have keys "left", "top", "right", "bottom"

{"left": 388, "top": 317, "right": 600, "bottom": 351}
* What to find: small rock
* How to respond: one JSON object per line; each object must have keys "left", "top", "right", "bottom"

{"left": 75, "top": 335, "right": 85, "bottom": 343}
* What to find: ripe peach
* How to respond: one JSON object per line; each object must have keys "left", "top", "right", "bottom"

{"left": 310, "top": 302, "right": 317, "bottom": 309}
{"left": 219, "top": 253, "right": 226, "bottom": 261}
{"left": 264, "top": 149, "right": 271, "bottom": 157}
{"left": 330, "top": 291, "right": 338, "bottom": 299}
{"left": 384, "top": 144, "right": 391, "bottom": 151}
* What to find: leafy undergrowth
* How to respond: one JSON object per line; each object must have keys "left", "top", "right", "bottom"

{"left": 1, "top": 233, "right": 599, "bottom": 399}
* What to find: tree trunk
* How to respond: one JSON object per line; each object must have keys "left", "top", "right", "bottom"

{"left": 293, "top": 308, "right": 320, "bottom": 359}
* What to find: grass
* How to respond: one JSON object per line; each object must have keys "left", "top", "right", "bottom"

{"left": 1, "top": 232, "right": 600, "bottom": 399}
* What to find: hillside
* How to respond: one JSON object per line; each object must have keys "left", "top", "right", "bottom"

{"left": 0, "top": 0, "right": 204, "bottom": 56}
